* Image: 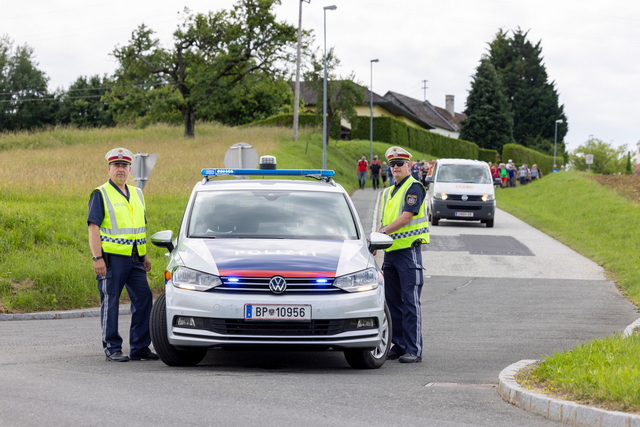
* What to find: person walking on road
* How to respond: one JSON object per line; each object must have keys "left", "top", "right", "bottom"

{"left": 370, "top": 155, "right": 382, "bottom": 190}
{"left": 87, "top": 147, "right": 158, "bottom": 363}
{"left": 379, "top": 146, "right": 430, "bottom": 364}
{"left": 357, "top": 156, "right": 368, "bottom": 189}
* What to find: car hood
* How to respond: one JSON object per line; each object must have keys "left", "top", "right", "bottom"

{"left": 432, "top": 182, "right": 494, "bottom": 195}
{"left": 175, "top": 238, "right": 372, "bottom": 278}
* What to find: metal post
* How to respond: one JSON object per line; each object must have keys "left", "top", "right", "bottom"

{"left": 292, "top": 0, "right": 309, "bottom": 142}
{"left": 322, "top": 5, "right": 337, "bottom": 170}
{"left": 369, "top": 59, "right": 379, "bottom": 164}
{"left": 554, "top": 119, "right": 563, "bottom": 168}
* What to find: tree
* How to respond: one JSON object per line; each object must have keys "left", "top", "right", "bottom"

{"left": 569, "top": 138, "right": 630, "bottom": 174}
{"left": 109, "top": 0, "right": 297, "bottom": 138}
{"left": 459, "top": 57, "right": 514, "bottom": 152}
{"left": 303, "top": 48, "right": 364, "bottom": 144}
{"left": 56, "top": 75, "right": 115, "bottom": 127}
{"left": 487, "top": 28, "right": 568, "bottom": 154}
{"left": 0, "top": 35, "right": 55, "bottom": 132}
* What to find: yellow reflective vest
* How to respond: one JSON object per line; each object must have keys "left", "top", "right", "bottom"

{"left": 94, "top": 182, "right": 147, "bottom": 256}
{"left": 381, "top": 176, "right": 430, "bottom": 252}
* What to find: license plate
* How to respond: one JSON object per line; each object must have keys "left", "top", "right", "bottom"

{"left": 245, "top": 304, "right": 311, "bottom": 321}
{"left": 455, "top": 212, "right": 474, "bottom": 217}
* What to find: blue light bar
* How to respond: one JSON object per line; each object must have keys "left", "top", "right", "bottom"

{"left": 201, "top": 168, "right": 335, "bottom": 177}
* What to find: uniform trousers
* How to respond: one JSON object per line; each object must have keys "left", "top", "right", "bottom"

{"left": 383, "top": 245, "right": 424, "bottom": 357}
{"left": 97, "top": 254, "right": 152, "bottom": 357}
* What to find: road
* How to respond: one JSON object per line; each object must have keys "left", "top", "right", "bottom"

{"left": 0, "top": 192, "right": 637, "bottom": 426}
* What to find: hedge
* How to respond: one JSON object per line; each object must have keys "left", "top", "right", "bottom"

{"left": 478, "top": 148, "right": 500, "bottom": 164}
{"left": 502, "top": 143, "right": 561, "bottom": 176}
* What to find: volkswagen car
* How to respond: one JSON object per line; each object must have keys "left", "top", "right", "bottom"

{"left": 149, "top": 158, "right": 393, "bottom": 369}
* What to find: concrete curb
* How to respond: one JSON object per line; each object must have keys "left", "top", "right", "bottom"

{"left": 0, "top": 307, "right": 130, "bottom": 321}
{"left": 498, "top": 360, "right": 640, "bottom": 426}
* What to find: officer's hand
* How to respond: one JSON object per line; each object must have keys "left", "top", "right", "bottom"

{"left": 143, "top": 257, "right": 152, "bottom": 272}
{"left": 94, "top": 259, "right": 106, "bottom": 277}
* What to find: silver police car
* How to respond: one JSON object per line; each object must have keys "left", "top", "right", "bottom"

{"left": 150, "top": 158, "right": 393, "bottom": 368}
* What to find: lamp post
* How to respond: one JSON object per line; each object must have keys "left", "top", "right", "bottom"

{"left": 554, "top": 119, "right": 563, "bottom": 167}
{"left": 369, "top": 59, "right": 379, "bottom": 164}
{"left": 292, "top": 0, "right": 310, "bottom": 142}
{"left": 322, "top": 5, "right": 337, "bottom": 170}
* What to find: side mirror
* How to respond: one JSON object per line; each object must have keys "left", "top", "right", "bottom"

{"left": 151, "top": 230, "right": 175, "bottom": 253}
{"left": 425, "top": 176, "right": 433, "bottom": 184}
{"left": 493, "top": 178, "right": 502, "bottom": 186}
{"left": 368, "top": 231, "right": 394, "bottom": 253}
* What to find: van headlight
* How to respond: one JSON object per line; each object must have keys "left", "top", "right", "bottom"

{"left": 482, "top": 194, "right": 495, "bottom": 202}
{"left": 172, "top": 267, "right": 222, "bottom": 291}
{"left": 334, "top": 268, "right": 379, "bottom": 292}
{"left": 434, "top": 192, "right": 448, "bottom": 200}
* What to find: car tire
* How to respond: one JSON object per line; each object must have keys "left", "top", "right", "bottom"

{"left": 485, "top": 219, "right": 494, "bottom": 228}
{"left": 431, "top": 215, "right": 439, "bottom": 226}
{"left": 343, "top": 303, "right": 391, "bottom": 369}
{"left": 150, "top": 292, "right": 208, "bottom": 366}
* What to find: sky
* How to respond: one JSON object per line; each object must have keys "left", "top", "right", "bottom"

{"left": 3, "top": 0, "right": 639, "bottom": 153}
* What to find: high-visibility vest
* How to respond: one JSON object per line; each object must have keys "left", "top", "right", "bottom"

{"left": 94, "top": 182, "right": 147, "bottom": 256}
{"left": 381, "top": 176, "right": 430, "bottom": 252}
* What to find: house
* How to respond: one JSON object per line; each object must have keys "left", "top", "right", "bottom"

{"left": 383, "top": 91, "right": 467, "bottom": 139}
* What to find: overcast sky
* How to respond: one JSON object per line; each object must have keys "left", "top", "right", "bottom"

{"left": 3, "top": 0, "right": 639, "bottom": 152}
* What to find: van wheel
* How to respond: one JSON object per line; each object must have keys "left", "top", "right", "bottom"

{"left": 485, "top": 219, "right": 494, "bottom": 228}
{"left": 151, "top": 292, "right": 208, "bottom": 366}
{"left": 431, "top": 216, "right": 439, "bottom": 226}
{"left": 344, "top": 303, "right": 391, "bottom": 369}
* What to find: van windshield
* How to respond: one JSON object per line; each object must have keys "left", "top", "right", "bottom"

{"left": 436, "top": 164, "right": 492, "bottom": 184}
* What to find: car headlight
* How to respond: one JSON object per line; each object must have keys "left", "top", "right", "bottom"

{"left": 434, "top": 192, "right": 448, "bottom": 200}
{"left": 334, "top": 268, "right": 379, "bottom": 292}
{"left": 171, "top": 267, "right": 222, "bottom": 291}
{"left": 482, "top": 194, "right": 494, "bottom": 202}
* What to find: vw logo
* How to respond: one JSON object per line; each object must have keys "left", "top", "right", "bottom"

{"left": 269, "top": 276, "right": 287, "bottom": 294}
{"left": 461, "top": 194, "right": 468, "bottom": 201}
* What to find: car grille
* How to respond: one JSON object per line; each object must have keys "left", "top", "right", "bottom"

{"left": 206, "top": 318, "right": 348, "bottom": 336}
{"left": 447, "top": 194, "right": 485, "bottom": 201}
{"left": 446, "top": 205, "right": 483, "bottom": 211}
{"left": 216, "top": 276, "right": 341, "bottom": 294}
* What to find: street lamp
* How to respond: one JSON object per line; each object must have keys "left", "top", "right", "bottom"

{"left": 292, "top": 0, "right": 310, "bottom": 142}
{"left": 554, "top": 119, "right": 563, "bottom": 167}
{"left": 369, "top": 59, "right": 379, "bottom": 164}
{"left": 322, "top": 5, "right": 337, "bottom": 170}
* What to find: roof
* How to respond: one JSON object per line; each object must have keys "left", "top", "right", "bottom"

{"left": 384, "top": 91, "right": 466, "bottom": 132}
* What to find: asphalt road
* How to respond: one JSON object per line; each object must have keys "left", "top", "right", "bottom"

{"left": 0, "top": 190, "right": 637, "bottom": 426}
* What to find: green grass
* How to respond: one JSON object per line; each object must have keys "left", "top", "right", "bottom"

{"left": 0, "top": 123, "right": 435, "bottom": 313}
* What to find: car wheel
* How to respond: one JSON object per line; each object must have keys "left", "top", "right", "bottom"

{"left": 485, "top": 219, "right": 494, "bottom": 228}
{"left": 344, "top": 303, "right": 391, "bottom": 369}
{"left": 431, "top": 215, "right": 439, "bottom": 226}
{"left": 150, "top": 292, "right": 208, "bottom": 366}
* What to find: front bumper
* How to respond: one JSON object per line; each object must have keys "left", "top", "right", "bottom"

{"left": 164, "top": 284, "right": 385, "bottom": 350}
{"left": 431, "top": 199, "right": 496, "bottom": 221}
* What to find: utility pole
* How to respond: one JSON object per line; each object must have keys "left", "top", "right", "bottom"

{"left": 422, "top": 80, "right": 428, "bottom": 101}
{"left": 292, "top": 0, "right": 310, "bottom": 142}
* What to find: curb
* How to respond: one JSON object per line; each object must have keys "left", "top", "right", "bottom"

{"left": 498, "top": 360, "right": 640, "bottom": 427}
{"left": 0, "top": 307, "right": 130, "bottom": 321}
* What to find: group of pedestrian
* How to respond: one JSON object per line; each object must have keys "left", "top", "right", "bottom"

{"left": 490, "top": 160, "right": 544, "bottom": 188}
{"left": 358, "top": 155, "right": 435, "bottom": 190}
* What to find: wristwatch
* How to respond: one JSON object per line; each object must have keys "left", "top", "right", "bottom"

{"left": 380, "top": 228, "right": 386, "bottom": 234}
{"left": 92, "top": 256, "right": 103, "bottom": 262}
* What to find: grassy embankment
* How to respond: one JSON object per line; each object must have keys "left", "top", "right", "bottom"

{"left": 498, "top": 173, "right": 640, "bottom": 414}
{"left": 0, "top": 123, "right": 434, "bottom": 313}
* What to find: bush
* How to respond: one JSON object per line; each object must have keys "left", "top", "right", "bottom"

{"left": 502, "top": 143, "right": 559, "bottom": 175}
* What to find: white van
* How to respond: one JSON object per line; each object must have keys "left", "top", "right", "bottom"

{"left": 425, "top": 159, "right": 499, "bottom": 228}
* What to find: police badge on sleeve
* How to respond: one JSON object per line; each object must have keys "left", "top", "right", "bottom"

{"left": 406, "top": 194, "right": 417, "bottom": 206}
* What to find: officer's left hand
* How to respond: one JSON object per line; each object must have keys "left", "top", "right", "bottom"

{"left": 143, "top": 256, "right": 152, "bottom": 272}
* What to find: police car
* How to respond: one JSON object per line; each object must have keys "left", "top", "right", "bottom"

{"left": 149, "top": 156, "right": 394, "bottom": 369}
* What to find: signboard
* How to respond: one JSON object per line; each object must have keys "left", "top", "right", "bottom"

{"left": 132, "top": 153, "right": 158, "bottom": 189}
{"left": 585, "top": 154, "right": 594, "bottom": 165}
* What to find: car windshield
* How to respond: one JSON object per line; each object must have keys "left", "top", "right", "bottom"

{"left": 188, "top": 190, "right": 358, "bottom": 240}
{"left": 436, "top": 164, "right": 492, "bottom": 184}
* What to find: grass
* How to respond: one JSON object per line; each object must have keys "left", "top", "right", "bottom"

{"left": 0, "top": 122, "right": 434, "bottom": 313}
{"left": 498, "top": 173, "right": 640, "bottom": 414}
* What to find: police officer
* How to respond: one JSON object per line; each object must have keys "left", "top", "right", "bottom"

{"left": 379, "top": 146, "right": 430, "bottom": 363}
{"left": 88, "top": 148, "right": 158, "bottom": 362}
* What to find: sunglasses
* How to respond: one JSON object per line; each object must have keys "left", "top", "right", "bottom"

{"left": 389, "top": 160, "right": 407, "bottom": 167}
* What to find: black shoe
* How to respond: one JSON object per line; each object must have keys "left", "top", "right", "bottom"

{"left": 387, "top": 347, "right": 405, "bottom": 360}
{"left": 399, "top": 354, "right": 422, "bottom": 363}
{"left": 105, "top": 351, "right": 129, "bottom": 362}
{"left": 129, "top": 348, "right": 159, "bottom": 361}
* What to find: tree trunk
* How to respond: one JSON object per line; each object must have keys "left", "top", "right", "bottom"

{"left": 182, "top": 104, "right": 196, "bottom": 139}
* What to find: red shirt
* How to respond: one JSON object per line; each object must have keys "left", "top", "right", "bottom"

{"left": 357, "top": 159, "right": 368, "bottom": 172}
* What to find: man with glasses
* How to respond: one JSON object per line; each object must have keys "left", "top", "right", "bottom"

{"left": 379, "top": 147, "right": 430, "bottom": 363}
{"left": 87, "top": 147, "right": 158, "bottom": 362}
